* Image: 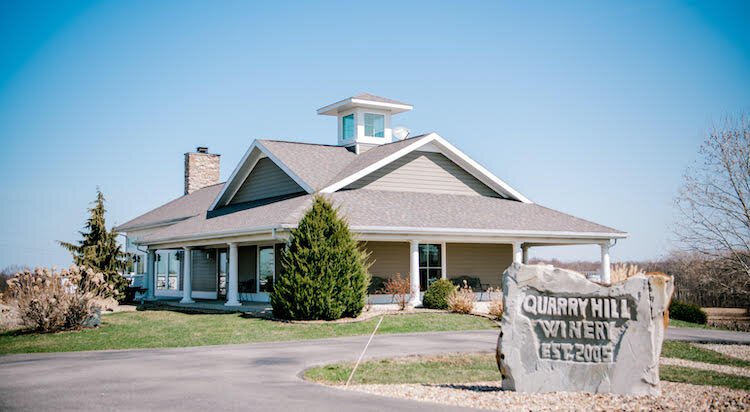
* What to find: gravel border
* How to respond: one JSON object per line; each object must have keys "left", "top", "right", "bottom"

{"left": 661, "top": 357, "right": 750, "bottom": 377}
{"left": 343, "top": 381, "right": 750, "bottom": 411}
{"left": 696, "top": 344, "right": 750, "bottom": 362}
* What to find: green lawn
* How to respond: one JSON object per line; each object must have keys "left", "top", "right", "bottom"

{"left": 305, "top": 353, "right": 750, "bottom": 391}
{"left": 0, "top": 311, "right": 496, "bottom": 355}
{"left": 669, "top": 319, "right": 714, "bottom": 329}
{"left": 660, "top": 365, "right": 750, "bottom": 391}
{"left": 662, "top": 341, "right": 750, "bottom": 367}
{"left": 305, "top": 353, "right": 501, "bottom": 385}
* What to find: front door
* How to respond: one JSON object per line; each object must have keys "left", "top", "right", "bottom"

{"left": 217, "top": 249, "right": 228, "bottom": 300}
{"left": 419, "top": 244, "right": 442, "bottom": 291}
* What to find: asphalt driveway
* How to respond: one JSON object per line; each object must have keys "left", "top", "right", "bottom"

{"left": 1, "top": 327, "right": 748, "bottom": 411}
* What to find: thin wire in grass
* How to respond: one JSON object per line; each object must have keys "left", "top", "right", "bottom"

{"left": 346, "top": 316, "right": 384, "bottom": 386}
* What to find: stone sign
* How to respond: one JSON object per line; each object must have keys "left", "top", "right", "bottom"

{"left": 496, "top": 263, "right": 673, "bottom": 395}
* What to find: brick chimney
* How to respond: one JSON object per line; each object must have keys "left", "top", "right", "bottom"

{"left": 184, "top": 147, "right": 220, "bottom": 195}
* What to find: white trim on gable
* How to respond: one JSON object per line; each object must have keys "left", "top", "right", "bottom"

{"left": 208, "top": 140, "right": 315, "bottom": 211}
{"left": 255, "top": 141, "right": 315, "bottom": 194}
{"left": 430, "top": 135, "right": 532, "bottom": 203}
{"left": 223, "top": 150, "right": 265, "bottom": 206}
{"left": 319, "top": 133, "right": 532, "bottom": 203}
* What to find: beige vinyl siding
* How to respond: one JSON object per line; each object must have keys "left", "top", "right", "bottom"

{"left": 345, "top": 151, "right": 499, "bottom": 197}
{"left": 191, "top": 249, "right": 217, "bottom": 292}
{"left": 446, "top": 243, "right": 512, "bottom": 288}
{"left": 363, "top": 241, "right": 409, "bottom": 280}
{"left": 230, "top": 157, "right": 304, "bottom": 204}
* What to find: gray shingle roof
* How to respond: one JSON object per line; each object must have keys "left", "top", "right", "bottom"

{"left": 257, "top": 140, "right": 355, "bottom": 191}
{"left": 121, "top": 136, "right": 625, "bottom": 244}
{"left": 136, "top": 189, "right": 623, "bottom": 244}
{"left": 330, "top": 190, "right": 622, "bottom": 234}
{"left": 121, "top": 137, "right": 434, "bottom": 233}
{"left": 325, "top": 134, "right": 431, "bottom": 186}
{"left": 138, "top": 194, "right": 311, "bottom": 243}
{"left": 115, "top": 183, "right": 225, "bottom": 232}
{"left": 257, "top": 135, "right": 431, "bottom": 192}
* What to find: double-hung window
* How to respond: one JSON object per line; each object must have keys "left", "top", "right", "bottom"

{"left": 418, "top": 244, "right": 442, "bottom": 291}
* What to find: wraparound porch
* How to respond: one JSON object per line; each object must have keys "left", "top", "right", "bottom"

{"left": 135, "top": 230, "right": 618, "bottom": 307}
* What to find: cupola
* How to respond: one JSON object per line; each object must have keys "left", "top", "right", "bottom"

{"left": 317, "top": 93, "right": 412, "bottom": 153}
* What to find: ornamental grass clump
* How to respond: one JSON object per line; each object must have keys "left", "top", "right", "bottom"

{"left": 448, "top": 281, "right": 475, "bottom": 314}
{"left": 271, "top": 195, "right": 370, "bottom": 320}
{"left": 487, "top": 287, "right": 504, "bottom": 320}
{"left": 610, "top": 263, "right": 644, "bottom": 283}
{"left": 7, "top": 265, "right": 116, "bottom": 333}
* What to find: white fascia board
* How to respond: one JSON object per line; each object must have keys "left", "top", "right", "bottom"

{"left": 429, "top": 135, "right": 532, "bottom": 203}
{"left": 136, "top": 225, "right": 283, "bottom": 246}
{"left": 319, "top": 133, "right": 439, "bottom": 193}
{"left": 349, "top": 99, "right": 413, "bottom": 112}
{"left": 208, "top": 140, "right": 261, "bottom": 211}
{"left": 319, "top": 132, "right": 532, "bottom": 203}
{"left": 208, "top": 140, "right": 315, "bottom": 211}
{"left": 116, "top": 216, "right": 192, "bottom": 233}
{"left": 349, "top": 225, "right": 628, "bottom": 240}
{"left": 223, "top": 151, "right": 264, "bottom": 207}
{"left": 255, "top": 141, "right": 315, "bottom": 194}
{"left": 317, "top": 98, "right": 412, "bottom": 116}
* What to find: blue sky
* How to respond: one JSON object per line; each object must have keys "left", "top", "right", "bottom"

{"left": 1, "top": 0, "right": 749, "bottom": 268}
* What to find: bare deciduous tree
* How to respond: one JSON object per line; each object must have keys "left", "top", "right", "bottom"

{"left": 675, "top": 115, "right": 750, "bottom": 279}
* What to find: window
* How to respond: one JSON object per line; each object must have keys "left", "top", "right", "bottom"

{"left": 419, "top": 244, "right": 442, "bottom": 291}
{"left": 218, "top": 250, "right": 228, "bottom": 298}
{"left": 156, "top": 250, "right": 180, "bottom": 290}
{"left": 364, "top": 113, "right": 385, "bottom": 137}
{"left": 156, "top": 252, "right": 167, "bottom": 289}
{"left": 342, "top": 114, "right": 355, "bottom": 140}
{"left": 258, "top": 246, "right": 275, "bottom": 293}
{"left": 168, "top": 252, "right": 179, "bottom": 290}
{"left": 133, "top": 254, "right": 145, "bottom": 274}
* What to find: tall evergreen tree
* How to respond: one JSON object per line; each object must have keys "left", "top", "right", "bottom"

{"left": 271, "top": 195, "right": 370, "bottom": 320}
{"left": 59, "top": 189, "right": 130, "bottom": 301}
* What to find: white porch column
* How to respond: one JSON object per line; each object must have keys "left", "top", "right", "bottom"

{"left": 180, "top": 247, "right": 194, "bottom": 304}
{"left": 225, "top": 242, "right": 241, "bottom": 306}
{"left": 600, "top": 242, "right": 611, "bottom": 284}
{"left": 521, "top": 245, "right": 529, "bottom": 264}
{"left": 512, "top": 242, "right": 523, "bottom": 264}
{"left": 441, "top": 243, "right": 447, "bottom": 279}
{"left": 409, "top": 240, "right": 421, "bottom": 306}
{"left": 145, "top": 250, "right": 156, "bottom": 301}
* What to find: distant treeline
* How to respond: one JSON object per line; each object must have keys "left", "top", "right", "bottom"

{"left": 530, "top": 252, "right": 750, "bottom": 309}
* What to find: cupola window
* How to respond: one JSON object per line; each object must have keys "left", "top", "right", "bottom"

{"left": 342, "top": 113, "right": 355, "bottom": 140}
{"left": 364, "top": 113, "right": 385, "bottom": 137}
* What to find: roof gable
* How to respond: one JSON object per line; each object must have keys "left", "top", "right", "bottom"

{"left": 345, "top": 151, "right": 499, "bottom": 197}
{"left": 229, "top": 157, "right": 305, "bottom": 205}
{"left": 321, "top": 133, "right": 531, "bottom": 202}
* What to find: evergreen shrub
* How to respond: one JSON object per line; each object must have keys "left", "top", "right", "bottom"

{"left": 669, "top": 300, "right": 708, "bottom": 324}
{"left": 422, "top": 278, "right": 455, "bottom": 309}
{"left": 271, "top": 195, "right": 370, "bottom": 320}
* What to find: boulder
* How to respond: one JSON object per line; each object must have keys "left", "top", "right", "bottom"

{"left": 496, "top": 263, "right": 673, "bottom": 395}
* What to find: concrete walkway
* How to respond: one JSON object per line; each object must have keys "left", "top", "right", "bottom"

{"left": 1, "top": 327, "right": 749, "bottom": 411}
